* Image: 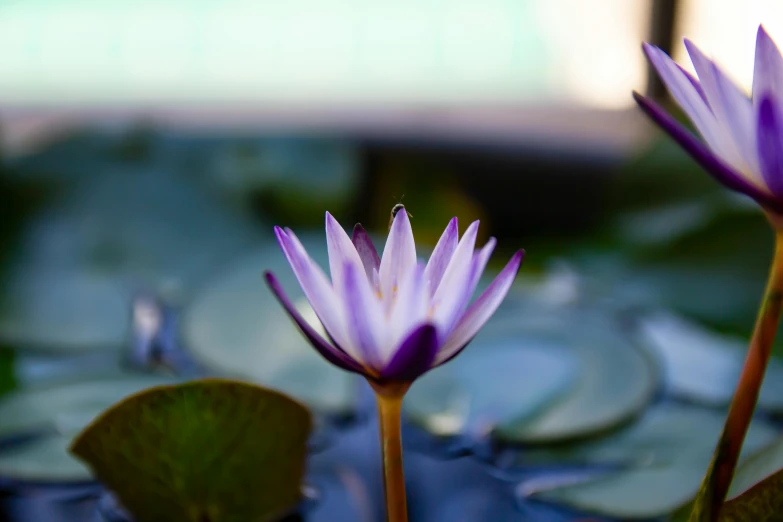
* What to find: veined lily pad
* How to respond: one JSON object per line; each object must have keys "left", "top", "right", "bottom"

{"left": 0, "top": 375, "right": 177, "bottom": 481}
{"left": 526, "top": 404, "right": 779, "bottom": 519}
{"left": 405, "top": 307, "right": 657, "bottom": 444}
{"left": 638, "top": 312, "right": 783, "bottom": 411}
{"left": 183, "top": 235, "right": 358, "bottom": 416}
{"left": 70, "top": 379, "right": 312, "bottom": 522}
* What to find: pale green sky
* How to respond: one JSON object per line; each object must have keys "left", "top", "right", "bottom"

{"left": 0, "top": 0, "right": 648, "bottom": 106}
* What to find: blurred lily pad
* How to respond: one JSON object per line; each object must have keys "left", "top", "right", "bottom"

{"left": 405, "top": 331, "right": 577, "bottom": 439}
{"left": 0, "top": 267, "right": 129, "bottom": 352}
{"left": 506, "top": 311, "right": 657, "bottom": 444}
{"left": 525, "top": 404, "right": 778, "bottom": 519}
{"left": 0, "top": 167, "right": 261, "bottom": 352}
{"left": 183, "top": 234, "right": 358, "bottom": 416}
{"left": 70, "top": 379, "right": 312, "bottom": 522}
{"left": 405, "top": 307, "right": 657, "bottom": 444}
{"left": 0, "top": 374, "right": 177, "bottom": 481}
{"left": 638, "top": 312, "right": 783, "bottom": 412}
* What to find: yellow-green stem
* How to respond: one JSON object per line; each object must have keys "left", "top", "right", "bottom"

{"left": 689, "top": 230, "right": 783, "bottom": 522}
{"left": 372, "top": 382, "right": 409, "bottom": 522}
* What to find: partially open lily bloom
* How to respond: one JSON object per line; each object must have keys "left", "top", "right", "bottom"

{"left": 264, "top": 210, "right": 524, "bottom": 385}
{"left": 634, "top": 26, "right": 783, "bottom": 215}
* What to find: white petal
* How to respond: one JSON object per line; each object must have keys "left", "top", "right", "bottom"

{"left": 325, "top": 212, "right": 366, "bottom": 295}
{"left": 387, "top": 262, "right": 430, "bottom": 363}
{"left": 754, "top": 26, "right": 783, "bottom": 110}
{"left": 338, "top": 261, "right": 385, "bottom": 369}
{"left": 685, "top": 39, "right": 761, "bottom": 185}
{"left": 436, "top": 250, "right": 524, "bottom": 365}
{"left": 431, "top": 220, "right": 479, "bottom": 337}
{"left": 275, "top": 227, "right": 350, "bottom": 350}
{"left": 424, "top": 217, "right": 459, "bottom": 295}
{"left": 379, "top": 209, "right": 417, "bottom": 307}
{"left": 644, "top": 43, "right": 724, "bottom": 153}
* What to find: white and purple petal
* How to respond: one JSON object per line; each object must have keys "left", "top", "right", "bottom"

{"left": 378, "top": 209, "right": 417, "bottom": 303}
{"left": 431, "top": 220, "right": 480, "bottom": 337}
{"left": 275, "top": 227, "right": 351, "bottom": 348}
{"left": 424, "top": 217, "right": 459, "bottom": 295}
{"left": 264, "top": 272, "right": 365, "bottom": 375}
{"left": 338, "top": 261, "right": 386, "bottom": 370}
{"left": 684, "top": 39, "right": 759, "bottom": 180}
{"left": 633, "top": 93, "right": 783, "bottom": 213}
{"left": 435, "top": 250, "right": 525, "bottom": 366}
{"left": 325, "top": 212, "right": 366, "bottom": 292}
{"left": 352, "top": 224, "right": 381, "bottom": 283}
{"left": 387, "top": 263, "right": 430, "bottom": 362}
{"left": 643, "top": 43, "right": 722, "bottom": 151}
{"left": 754, "top": 26, "right": 783, "bottom": 109}
{"left": 465, "top": 237, "right": 497, "bottom": 300}
{"left": 378, "top": 323, "right": 439, "bottom": 383}
{"left": 757, "top": 94, "right": 783, "bottom": 198}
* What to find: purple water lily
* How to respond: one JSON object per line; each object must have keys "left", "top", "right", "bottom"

{"left": 634, "top": 26, "right": 783, "bottom": 215}
{"left": 265, "top": 210, "right": 524, "bottom": 385}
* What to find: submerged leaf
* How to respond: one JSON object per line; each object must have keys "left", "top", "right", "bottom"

{"left": 70, "top": 379, "right": 312, "bottom": 522}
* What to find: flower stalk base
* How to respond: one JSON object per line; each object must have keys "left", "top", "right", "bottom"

{"left": 690, "top": 228, "right": 783, "bottom": 521}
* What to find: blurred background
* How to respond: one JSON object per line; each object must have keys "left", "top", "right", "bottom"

{"left": 2, "top": 1, "right": 783, "bottom": 521}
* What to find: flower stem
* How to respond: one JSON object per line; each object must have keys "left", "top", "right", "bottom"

{"left": 372, "top": 383, "right": 410, "bottom": 522}
{"left": 689, "top": 230, "right": 783, "bottom": 522}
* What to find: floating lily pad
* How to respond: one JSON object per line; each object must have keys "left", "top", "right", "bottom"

{"left": 0, "top": 167, "right": 261, "bottom": 352}
{"left": 183, "top": 235, "right": 358, "bottom": 416}
{"left": 0, "top": 267, "right": 129, "bottom": 352}
{"left": 0, "top": 374, "right": 177, "bottom": 481}
{"left": 406, "top": 307, "right": 657, "bottom": 444}
{"left": 638, "top": 312, "right": 783, "bottom": 412}
{"left": 526, "top": 404, "right": 779, "bottom": 519}
{"left": 507, "top": 311, "right": 657, "bottom": 444}
{"left": 70, "top": 379, "right": 312, "bottom": 522}
{"left": 405, "top": 331, "right": 577, "bottom": 439}
{"left": 0, "top": 436, "right": 91, "bottom": 482}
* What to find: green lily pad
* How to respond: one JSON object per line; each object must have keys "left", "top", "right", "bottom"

{"left": 527, "top": 404, "right": 779, "bottom": 519}
{"left": 405, "top": 329, "right": 577, "bottom": 439}
{"left": 0, "top": 436, "right": 92, "bottom": 482}
{"left": 406, "top": 305, "right": 656, "bottom": 444}
{"left": 0, "top": 267, "right": 129, "bottom": 352}
{"left": 0, "top": 374, "right": 177, "bottom": 481}
{"left": 69, "top": 379, "right": 312, "bottom": 522}
{"left": 0, "top": 167, "right": 261, "bottom": 352}
{"left": 183, "top": 235, "right": 358, "bottom": 416}
{"left": 638, "top": 312, "right": 783, "bottom": 412}
{"left": 506, "top": 310, "right": 657, "bottom": 443}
